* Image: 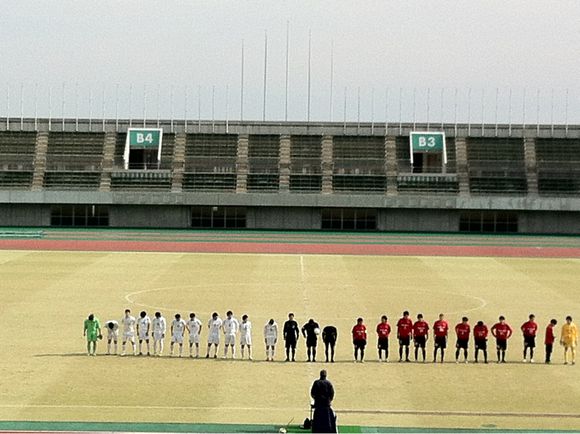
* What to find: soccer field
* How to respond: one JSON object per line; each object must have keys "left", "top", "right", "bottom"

{"left": 1, "top": 247, "right": 580, "bottom": 432}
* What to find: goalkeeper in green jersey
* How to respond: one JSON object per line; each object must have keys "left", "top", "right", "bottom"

{"left": 83, "top": 314, "right": 102, "bottom": 356}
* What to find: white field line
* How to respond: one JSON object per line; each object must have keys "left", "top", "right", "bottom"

{"left": 124, "top": 284, "right": 489, "bottom": 318}
{"left": 0, "top": 404, "right": 578, "bottom": 419}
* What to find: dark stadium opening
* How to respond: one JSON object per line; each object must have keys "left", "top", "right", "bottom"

{"left": 321, "top": 208, "right": 377, "bottom": 231}
{"left": 50, "top": 205, "right": 109, "bottom": 227}
{"left": 128, "top": 148, "right": 159, "bottom": 170}
{"left": 459, "top": 211, "right": 518, "bottom": 233}
{"left": 412, "top": 153, "right": 443, "bottom": 174}
{"left": 191, "top": 206, "right": 246, "bottom": 229}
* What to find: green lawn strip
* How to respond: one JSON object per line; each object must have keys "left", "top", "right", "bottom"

{"left": 3, "top": 227, "right": 580, "bottom": 249}
{"left": 23, "top": 235, "right": 580, "bottom": 249}
{"left": 0, "top": 421, "right": 577, "bottom": 433}
{"left": 0, "top": 421, "right": 276, "bottom": 433}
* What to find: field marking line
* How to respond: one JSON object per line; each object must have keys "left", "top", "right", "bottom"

{"left": 124, "top": 283, "right": 488, "bottom": 320}
{"left": 445, "top": 293, "right": 488, "bottom": 315}
{"left": 0, "top": 404, "right": 579, "bottom": 419}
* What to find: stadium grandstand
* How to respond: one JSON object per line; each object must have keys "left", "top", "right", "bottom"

{"left": 0, "top": 117, "right": 579, "bottom": 234}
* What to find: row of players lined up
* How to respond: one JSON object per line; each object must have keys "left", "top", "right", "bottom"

{"left": 83, "top": 310, "right": 579, "bottom": 365}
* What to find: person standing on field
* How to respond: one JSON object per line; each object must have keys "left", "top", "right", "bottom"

{"left": 264, "top": 318, "right": 278, "bottom": 361}
{"left": 310, "top": 370, "right": 337, "bottom": 433}
{"left": 396, "top": 311, "right": 413, "bottom": 362}
{"left": 206, "top": 312, "right": 223, "bottom": 359}
{"left": 137, "top": 310, "right": 151, "bottom": 356}
{"left": 473, "top": 320, "right": 489, "bottom": 363}
{"left": 352, "top": 317, "right": 367, "bottom": 363}
{"left": 151, "top": 311, "right": 166, "bottom": 356}
{"left": 186, "top": 312, "right": 202, "bottom": 358}
{"left": 222, "top": 310, "right": 240, "bottom": 359}
{"left": 302, "top": 318, "right": 321, "bottom": 362}
{"left": 561, "top": 316, "right": 578, "bottom": 365}
{"left": 283, "top": 313, "right": 300, "bottom": 362}
{"left": 239, "top": 314, "right": 253, "bottom": 360}
{"left": 322, "top": 325, "right": 338, "bottom": 363}
{"left": 521, "top": 314, "right": 538, "bottom": 363}
{"left": 455, "top": 317, "right": 470, "bottom": 363}
{"left": 544, "top": 319, "right": 557, "bottom": 364}
{"left": 105, "top": 320, "right": 119, "bottom": 355}
{"left": 491, "top": 315, "right": 513, "bottom": 363}
{"left": 83, "top": 314, "right": 101, "bottom": 356}
{"left": 412, "top": 314, "right": 429, "bottom": 362}
{"left": 376, "top": 315, "right": 391, "bottom": 362}
{"left": 120, "top": 309, "right": 137, "bottom": 356}
{"left": 433, "top": 313, "right": 449, "bottom": 363}
{"left": 170, "top": 313, "right": 187, "bottom": 357}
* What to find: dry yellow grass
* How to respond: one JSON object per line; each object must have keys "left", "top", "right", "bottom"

{"left": 1, "top": 250, "right": 580, "bottom": 431}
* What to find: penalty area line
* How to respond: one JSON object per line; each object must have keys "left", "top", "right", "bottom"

{"left": 0, "top": 404, "right": 579, "bottom": 419}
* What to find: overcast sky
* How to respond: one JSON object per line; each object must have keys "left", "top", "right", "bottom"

{"left": 2, "top": 0, "right": 579, "bottom": 123}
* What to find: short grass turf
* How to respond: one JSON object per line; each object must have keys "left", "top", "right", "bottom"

{"left": 0, "top": 250, "right": 580, "bottom": 431}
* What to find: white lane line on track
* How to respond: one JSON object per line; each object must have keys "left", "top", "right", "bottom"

{"left": 0, "top": 404, "right": 578, "bottom": 419}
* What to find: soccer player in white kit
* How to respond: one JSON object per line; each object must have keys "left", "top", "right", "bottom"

{"left": 151, "top": 311, "right": 166, "bottom": 356}
{"left": 222, "top": 310, "right": 240, "bottom": 359}
{"left": 206, "top": 312, "right": 223, "bottom": 359}
{"left": 187, "top": 312, "right": 202, "bottom": 358}
{"left": 105, "top": 320, "right": 119, "bottom": 355}
{"left": 121, "top": 309, "right": 137, "bottom": 356}
{"left": 170, "top": 313, "right": 187, "bottom": 357}
{"left": 240, "top": 314, "right": 253, "bottom": 360}
{"left": 264, "top": 318, "right": 278, "bottom": 361}
{"left": 137, "top": 311, "right": 151, "bottom": 356}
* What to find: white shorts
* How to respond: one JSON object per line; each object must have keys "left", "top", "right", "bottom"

{"left": 153, "top": 331, "right": 164, "bottom": 341}
{"left": 189, "top": 334, "right": 200, "bottom": 344}
{"left": 138, "top": 332, "right": 149, "bottom": 341}
{"left": 224, "top": 334, "right": 236, "bottom": 346}
{"left": 123, "top": 332, "right": 135, "bottom": 341}
{"left": 240, "top": 335, "right": 252, "bottom": 346}
{"left": 107, "top": 332, "right": 119, "bottom": 341}
{"left": 265, "top": 336, "right": 277, "bottom": 347}
{"left": 171, "top": 334, "right": 184, "bottom": 344}
{"left": 208, "top": 333, "right": 220, "bottom": 345}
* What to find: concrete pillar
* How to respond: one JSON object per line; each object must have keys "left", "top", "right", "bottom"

{"left": 99, "top": 132, "right": 117, "bottom": 192}
{"left": 523, "top": 137, "right": 538, "bottom": 196}
{"left": 279, "top": 135, "right": 291, "bottom": 193}
{"left": 385, "top": 135, "right": 398, "bottom": 196}
{"left": 236, "top": 134, "right": 249, "bottom": 193}
{"left": 455, "top": 137, "right": 470, "bottom": 196}
{"left": 321, "top": 135, "right": 333, "bottom": 194}
{"left": 171, "top": 133, "right": 186, "bottom": 192}
{"left": 31, "top": 131, "right": 48, "bottom": 191}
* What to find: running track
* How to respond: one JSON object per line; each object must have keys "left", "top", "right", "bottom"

{"left": 1, "top": 230, "right": 580, "bottom": 257}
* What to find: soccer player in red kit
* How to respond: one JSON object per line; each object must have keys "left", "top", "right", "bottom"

{"left": 455, "top": 317, "right": 471, "bottom": 363}
{"left": 412, "top": 313, "right": 429, "bottom": 362}
{"left": 521, "top": 314, "right": 538, "bottom": 363}
{"left": 544, "top": 319, "right": 557, "bottom": 364}
{"left": 352, "top": 317, "right": 367, "bottom": 363}
{"left": 433, "top": 313, "right": 449, "bottom": 363}
{"left": 397, "top": 311, "right": 413, "bottom": 362}
{"left": 491, "top": 315, "right": 513, "bottom": 363}
{"left": 376, "top": 315, "right": 391, "bottom": 362}
{"left": 473, "top": 320, "right": 489, "bottom": 363}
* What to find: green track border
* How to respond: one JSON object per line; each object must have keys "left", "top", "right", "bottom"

{"left": 0, "top": 421, "right": 578, "bottom": 433}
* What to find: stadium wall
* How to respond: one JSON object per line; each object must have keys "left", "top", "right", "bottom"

{"left": 1, "top": 118, "right": 580, "bottom": 234}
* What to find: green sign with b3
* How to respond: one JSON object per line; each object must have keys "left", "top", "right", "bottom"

{"left": 409, "top": 132, "right": 447, "bottom": 164}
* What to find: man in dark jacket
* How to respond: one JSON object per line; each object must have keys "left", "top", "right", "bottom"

{"left": 283, "top": 313, "right": 300, "bottom": 362}
{"left": 310, "top": 370, "right": 337, "bottom": 433}
{"left": 302, "top": 318, "right": 321, "bottom": 362}
{"left": 322, "top": 325, "right": 338, "bottom": 363}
